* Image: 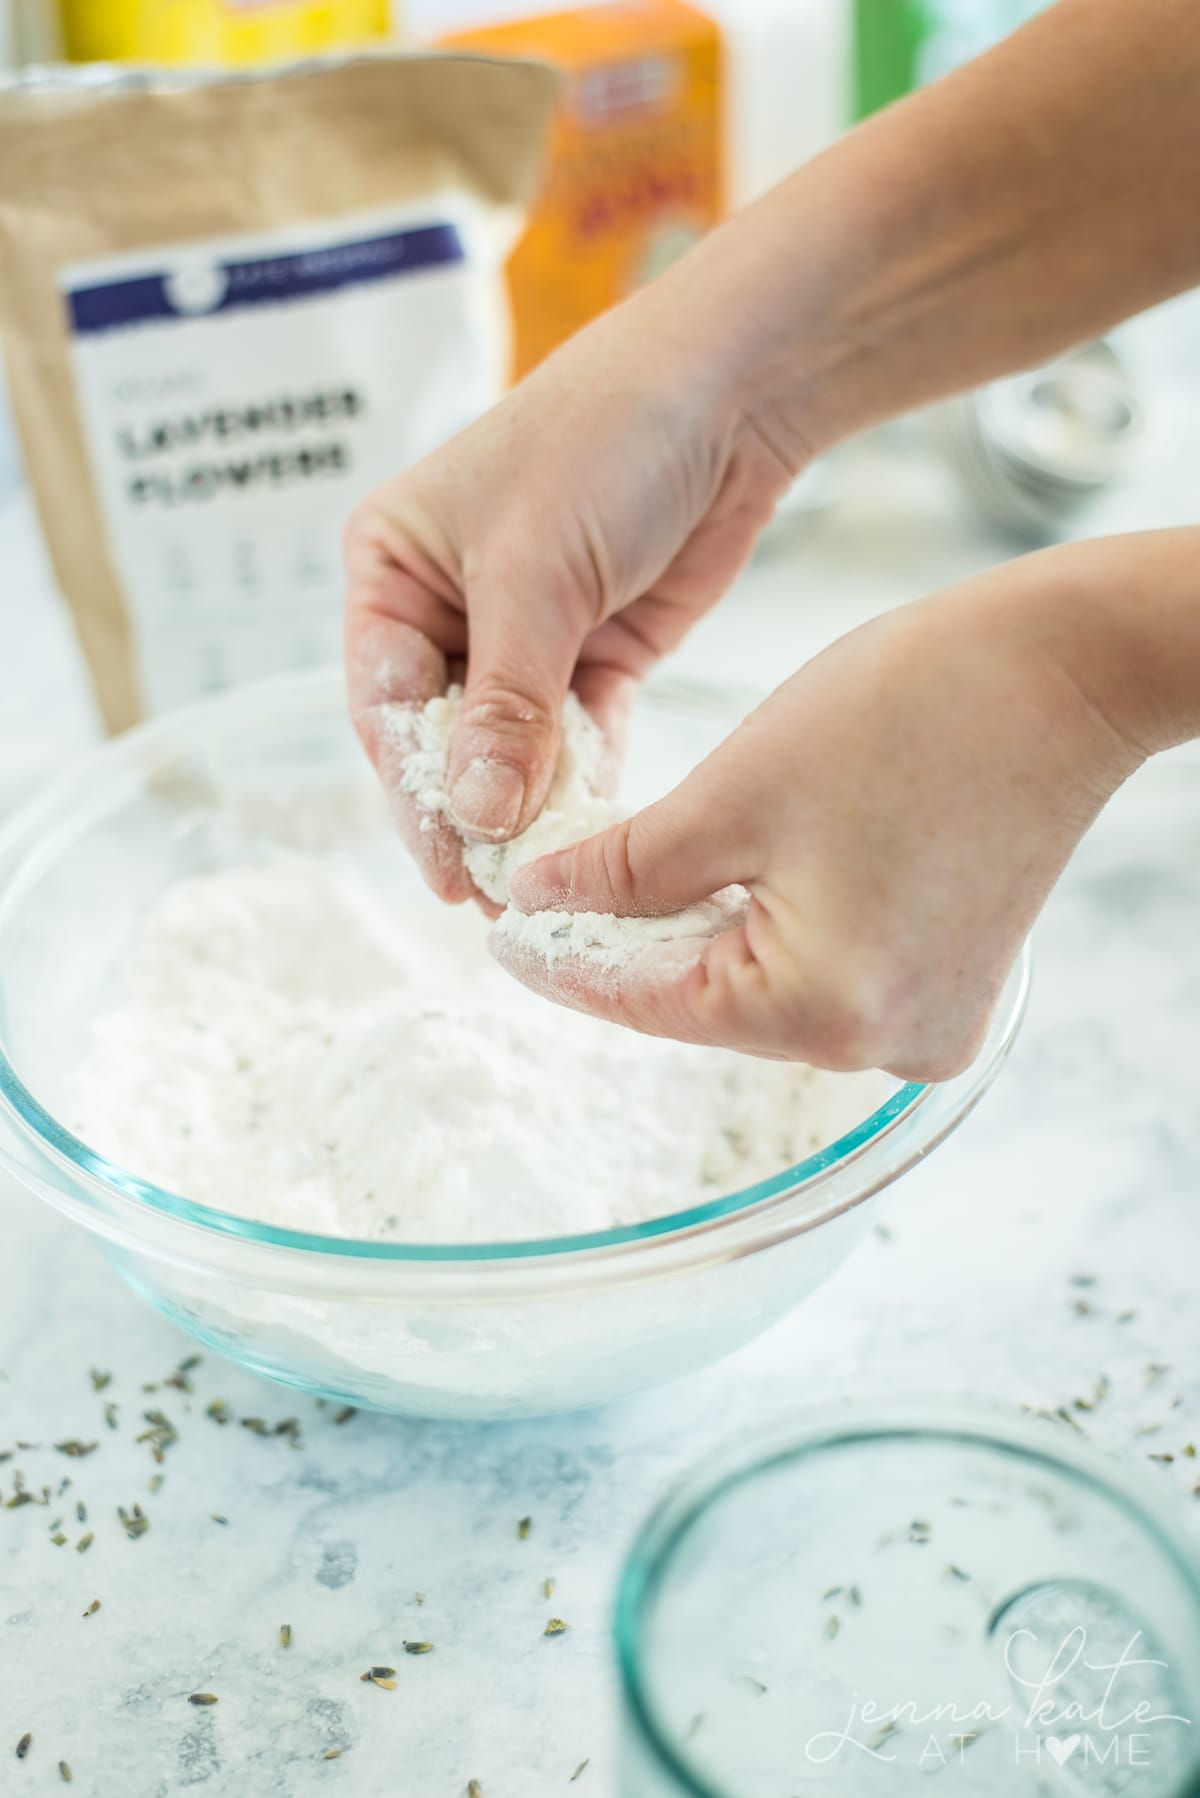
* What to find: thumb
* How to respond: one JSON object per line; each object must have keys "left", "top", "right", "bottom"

{"left": 508, "top": 736, "right": 763, "bottom": 918}
{"left": 447, "top": 571, "right": 588, "bottom": 843}
{"left": 492, "top": 714, "right": 806, "bottom": 1059}
{"left": 491, "top": 751, "right": 767, "bottom": 1050}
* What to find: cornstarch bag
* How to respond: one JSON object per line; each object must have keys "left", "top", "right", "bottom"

{"left": 0, "top": 54, "right": 557, "bottom": 728}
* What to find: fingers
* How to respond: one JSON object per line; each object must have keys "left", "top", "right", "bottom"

{"left": 445, "top": 562, "right": 590, "bottom": 843}
{"left": 489, "top": 906, "right": 792, "bottom": 1058}
{"left": 491, "top": 895, "right": 992, "bottom": 1076}
{"left": 492, "top": 729, "right": 790, "bottom": 1056}
{"left": 346, "top": 607, "right": 475, "bottom": 906}
{"left": 344, "top": 497, "right": 621, "bottom": 901}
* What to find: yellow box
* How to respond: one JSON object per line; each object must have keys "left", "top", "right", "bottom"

{"left": 60, "top": 0, "right": 389, "bottom": 67}
{"left": 442, "top": 1, "right": 722, "bottom": 381}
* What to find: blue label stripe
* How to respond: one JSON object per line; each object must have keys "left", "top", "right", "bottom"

{"left": 67, "top": 222, "right": 464, "bottom": 335}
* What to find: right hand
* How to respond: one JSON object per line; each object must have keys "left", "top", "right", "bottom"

{"left": 494, "top": 553, "right": 1147, "bottom": 1080}
{"left": 343, "top": 276, "right": 807, "bottom": 904}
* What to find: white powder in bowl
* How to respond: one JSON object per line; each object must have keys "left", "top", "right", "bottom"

{"left": 69, "top": 857, "right": 894, "bottom": 1244}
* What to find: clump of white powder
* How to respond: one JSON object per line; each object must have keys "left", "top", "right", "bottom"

{"left": 391, "top": 685, "right": 619, "bottom": 906}
{"left": 490, "top": 889, "right": 749, "bottom": 970}
{"left": 70, "top": 858, "right": 893, "bottom": 1244}
{"left": 387, "top": 686, "right": 748, "bottom": 967}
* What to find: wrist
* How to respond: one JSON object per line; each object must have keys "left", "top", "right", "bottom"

{"left": 650, "top": 185, "right": 861, "bottom": 471}
{"left": 617, "top": 188, "right": 856, "bottom": 481}
{"left": 990, "top": 533, "right": 1200, "bottom": 774}
{"left": 1040, "top": 533, "right": 1200, "bottom": 760}
{"left": 650, "top": 0, "right": 1192, "bottom": 479}
{"left": 642, "top": 129, "right": 968, "bottom": 475}
{"left": 602, "top": 97, "right": 950, "bottom": 476}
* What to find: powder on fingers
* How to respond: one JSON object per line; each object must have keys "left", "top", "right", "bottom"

{"left": 386, "top": 687, "right": 749, "bottom": 970}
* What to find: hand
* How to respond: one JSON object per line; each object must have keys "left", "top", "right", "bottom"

{"left": 343, "top": 281, "right": 803, "bottom": 905}
{"left": 493, "top": 553, "right": 1149, "bottom": 1081}
{"left": 346, "top": 0, "right": 1200, "bottom": 912}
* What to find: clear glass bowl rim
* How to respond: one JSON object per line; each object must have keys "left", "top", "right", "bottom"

{"left": 614, "top": 1399, "right": 1200, "bottom": 1798}
{"left": 0, "top": 667, "right": 1028, "bottom": 1267}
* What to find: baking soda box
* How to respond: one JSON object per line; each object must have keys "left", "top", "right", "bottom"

{"left": 441, "top": 0, "right": 723, "bottom": 380}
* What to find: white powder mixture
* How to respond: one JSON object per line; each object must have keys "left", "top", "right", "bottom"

{"left": 489, "top": 887, "right": 750, "bottom": 972}
{"left": 70, "top": 858, "right": 893, "bottom": 1244}
{"left": 392, "top": 686, "right": 619, "bottom": 906}
{"left": 388, "top": 687, "right": 749, "bottom": 969}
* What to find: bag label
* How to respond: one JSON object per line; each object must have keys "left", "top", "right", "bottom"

{"left": 62, "top": 198, "right": 502, "bottom": 713}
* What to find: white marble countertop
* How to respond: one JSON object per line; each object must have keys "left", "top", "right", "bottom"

{"left": 2, "top": 299, "right": 1199, "bottom": 1797}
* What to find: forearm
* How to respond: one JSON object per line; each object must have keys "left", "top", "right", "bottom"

{"left": 646, "top": 0, "right": 1200, "bottom": 462}
{"left": 1026, "top": 529, "right": 1200, "bottom": 759}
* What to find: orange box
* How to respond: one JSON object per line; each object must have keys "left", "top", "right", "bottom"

{"left": 441, "top": 1, "right": 723, "bottom": 381}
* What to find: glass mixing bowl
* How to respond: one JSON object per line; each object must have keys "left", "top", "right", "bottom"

{"left": 616, "top": 1404, "right": 1200, "bottom": 1796}
{"left": 0, "top": 671, "right": 1028, "bottom": 1420}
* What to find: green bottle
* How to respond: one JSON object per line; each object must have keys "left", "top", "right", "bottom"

{"left": 853, "top": 0, "right": 1051, "bottom": 119}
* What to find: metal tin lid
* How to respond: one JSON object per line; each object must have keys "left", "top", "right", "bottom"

{"left": 944, "top": 338, "right": 1145, "bottom": 540}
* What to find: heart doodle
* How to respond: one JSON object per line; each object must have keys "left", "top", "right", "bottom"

{"left": 1045, "top": 1734, "right": 1083, "bottom": 1766}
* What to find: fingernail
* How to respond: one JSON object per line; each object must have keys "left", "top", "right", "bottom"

{"left": 450, "top": 758, "right": 525, "bottom": 840}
